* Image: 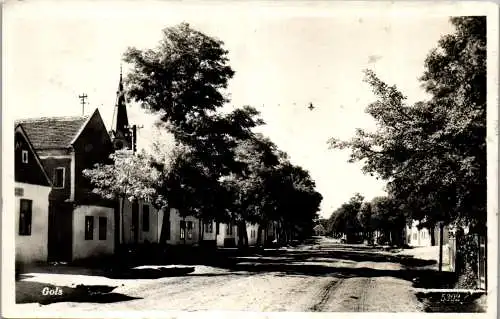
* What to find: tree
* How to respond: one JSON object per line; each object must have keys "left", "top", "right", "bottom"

{"left": 124, "top": 23, "right": 266, "bottom": 226}
{"left": 82, "top": 150, "right": 167, "bottom": 244}
{"left": 327, "top": 194, "right": 364, "bottom": 242}
{"left": 357, "top": 202, "right": 374, "bottom": 244}
{"left": 222, "top": 134, "right": 322, "bottom": 247}
{"left": 259, "top": 160, "right": 322, "bottom": 245}
{"left": 328, "top": 17, "right": 486, "bottom": 235}
{"left": 122, "top": 22, "right": 323, "bottom": 247}
{"left": 222, "top": 133, "right": 281, "bottom": 247}
{"left": 124, "top": 22, "right": 234, "bottom": 132}
{"left": 369, "top": 196, "right": 407, "bottom": 246}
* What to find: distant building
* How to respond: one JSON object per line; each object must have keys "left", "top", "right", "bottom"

{"left": 404, "top": 220, "right": 449, "bottom": 247}
{"left": 313, "top": 224, "right": 326, "bottom": 236}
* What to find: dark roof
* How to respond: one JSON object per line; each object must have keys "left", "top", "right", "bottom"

{"left": 15, "top": 115, "right": 90, "bottom": 149}
{"left": 15, "top": 125, "right": 52, "bottom": 186}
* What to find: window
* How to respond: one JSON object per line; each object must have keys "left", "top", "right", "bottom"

{"left": 21, "top": 150, "right": 28, "bottom": 163}
{"left": 187, "top": 221, "right": 193, "bottom": 239}
{"left": 204, "top": 221, "right": 213, "bottom": 233}
{"left": 19, "top": 199, "right": 32, "bottom": 236}
{"left": 180, "top": 220, "right": 186, "bottom": 239}
{"left": 53, "top": 167, "right": 65, "bottom": 188}
{"left": 85, "top": 216, "right": 94, "bottom": 240}
{"left": 226, "top": 223, "right": 233, "bottom": 235}
{"left": 99, "top": 217, "right": 107, "bottom": 240}
{"left": 216, "top": 222, "right": 220, "bottom": 235}
{"left": 142, "top": 205, "right": 150, "bottom": 232}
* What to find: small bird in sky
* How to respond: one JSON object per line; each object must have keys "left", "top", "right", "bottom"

{"left": 308, "top": 102, "right": 315, "bottom": 111}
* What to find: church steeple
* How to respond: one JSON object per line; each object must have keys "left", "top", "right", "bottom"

{"left": 111, "top": 66, "right": 133, "bottom": 151}
{"left": 115, "top": 66, "right": 129, "bottom": 133}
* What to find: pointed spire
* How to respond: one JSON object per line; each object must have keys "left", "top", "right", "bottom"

{"left": 118, "top": 64, "right": 123, "bottom": 93}
{"left": 112, "top": 65, "right": 130, "bottom": 148}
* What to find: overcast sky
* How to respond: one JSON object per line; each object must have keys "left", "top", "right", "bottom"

{"left": 5, "top": 1, "right": 460, "bottom": 218}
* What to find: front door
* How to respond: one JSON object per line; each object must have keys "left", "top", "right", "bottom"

{"left": 47, "top": 201, "right": 73, "bottom": 262}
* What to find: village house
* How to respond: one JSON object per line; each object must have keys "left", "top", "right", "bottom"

{"left": 15, "top": 125, "right": 53, "bottom": 263}
{"left": 16, "top": 108, "right": 116, "bottom": 262}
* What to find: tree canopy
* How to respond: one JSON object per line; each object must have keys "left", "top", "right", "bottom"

{"left": 328, "top": 17, "right": 486, "bottom": 233}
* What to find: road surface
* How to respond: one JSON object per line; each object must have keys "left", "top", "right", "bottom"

{"left": 15, "top": 238, "right": 424, "bottom": 312}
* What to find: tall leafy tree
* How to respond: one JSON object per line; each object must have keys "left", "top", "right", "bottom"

{"left": 369, "top": 196, "right": 407, "bottom": 246}
{"left": 328, "top": 17, "right": 486, "bottom": 234}
{"left": 124, "top": 22, "right": 261, "bottom": 177}
{"left": 357, "top": 202, "right": 374, "bottom": 243}
{"left": 222, "top": 133, "right": 281, "bottom": 246}
{"left": 123, "top": 23, "right": 265, "bottom": 228}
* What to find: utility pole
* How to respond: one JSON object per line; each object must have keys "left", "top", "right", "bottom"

{"left": 130, "top": 124, "right": 144, "bottom": 153}
{"left": 78, "top": 93, "right": 88, "bottom": 115}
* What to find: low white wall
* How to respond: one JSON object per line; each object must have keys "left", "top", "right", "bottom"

{"left": 120, "top": 198, "right": 159, "bottom": 244}
{"left": 157, "top": 208, "right": 201, "bottom": 245}
{"left": 15, "top": 182, "right": 51, "bottom": 263}
{"left": 72, "top": 205, "right": 114, "bottom": 260}
{"left": 216, "top": 223, "right": 238, "bottom": 247}
{"left": 406, "top": 221, "right": 432, "bottom": 247}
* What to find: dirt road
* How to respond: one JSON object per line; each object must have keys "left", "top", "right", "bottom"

{"left": 15, "top": 238, "right": 424, "bottom": 312}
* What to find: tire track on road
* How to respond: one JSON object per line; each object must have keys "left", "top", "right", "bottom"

{"left": 356, "top": 277, "right": 374, "bottom": 312}
{"left": 308, "top": 277, "right": 345, "bottom": 312}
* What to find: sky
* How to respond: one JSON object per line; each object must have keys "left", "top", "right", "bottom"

{"left": 4, "top": 1, "right": 458, "bottom": 218}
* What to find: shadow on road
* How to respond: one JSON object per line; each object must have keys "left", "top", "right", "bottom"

{"left": 105, "top": 266, "right": 195, "bottom": 279}
{"left": 19, "top": 263, "right": 196, "bottom": 280}
{"left": 16, "top": 281, "right": 141, "bottom": 305}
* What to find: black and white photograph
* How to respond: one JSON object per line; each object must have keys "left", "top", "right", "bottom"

{"left": 2, "top": 1, "right": 498, "bottom": 317}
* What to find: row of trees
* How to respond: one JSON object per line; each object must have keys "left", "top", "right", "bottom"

{"left": 328, "top": 17, "right": 486, "bottom": 236}
{"left": 325, "top": 194, "right": 407, "bottom": 246}
{"left": 83, "top": 23, "right": 322, "bottom": 248}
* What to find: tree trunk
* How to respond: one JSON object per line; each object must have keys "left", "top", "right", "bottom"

{"left": 430, "top": 224, "right": 437, "bottom": 246}
{"left": 237, "top": 221, "right": 248, "bottom": 248}
{"left": 237, "top": 222, "right": 243, "bottom": 248}
{"left": 265, "top": 224, "right": 269, "bottom": 246}
{"left": 256, "top": 224, "right": 263, "bottom": 247}
{"left": 159, "top": 207, "right": 171, "bottom": 244}
{"left": 120, "top": 196, "right": 126, "bottom": 245}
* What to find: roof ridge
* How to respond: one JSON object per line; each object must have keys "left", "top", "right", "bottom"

{"left": 15, "top": 114, "right": 90, "bottom": 124}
